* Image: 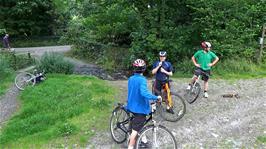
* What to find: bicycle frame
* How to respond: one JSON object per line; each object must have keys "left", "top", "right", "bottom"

{"left": 25, "top": 76, "right": 35, "bottom": 83}
{"left": 111, "top": 102, "right": 178, "bottom": 148}
{"left": 116, "top": 106, "right": 152, "bottom": 135}
{"left": 191, "top": 75, "right": 201, "bottom": 92}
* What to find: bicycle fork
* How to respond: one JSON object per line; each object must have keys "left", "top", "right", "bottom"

{"left": 152, "top": 120, "right": 159, "bottom": 148}
{"left": 191, "top": 75, "right": 200, "bottom": 92}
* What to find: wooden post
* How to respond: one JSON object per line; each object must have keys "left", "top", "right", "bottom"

{"left": 257, "top": 24, "right": 265, "bottom": 63}
{"left": 27, "top": 52, "right": 31, "bottom": 59}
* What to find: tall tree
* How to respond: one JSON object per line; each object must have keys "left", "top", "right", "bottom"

{"left": 0, "top": 0, "right": 57, "bottom": 36}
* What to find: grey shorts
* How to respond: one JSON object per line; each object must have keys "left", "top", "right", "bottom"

{"left": 194, "top": 67, "right": 211, "bottom": 81}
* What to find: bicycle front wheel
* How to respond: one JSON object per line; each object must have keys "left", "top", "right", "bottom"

{"left": 15, "top": 72, "right": 36, "bottom": 90}
{"left": 185, "top": 82, "right": 201, "bottom": 104}
{"left": 159, "top": 92, "right": 186, "bottom": 122}
{"left": 136, "top": 125, "right": 177, "bottom": 149}
{"left": 109, "top": 105, "right": 130, "bottom": 143}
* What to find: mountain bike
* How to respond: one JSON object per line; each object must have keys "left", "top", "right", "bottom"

{"left": 152, "top": 80, "right": 186, "bottom": 122}
{"left": 184, "top": 68, "right": 209, "bottom": 104}
{"left": 110, "top": 103, "right": 177, "bottom": 148}
{"left": 15, "top": 70, "right": 45, "bottom": 90}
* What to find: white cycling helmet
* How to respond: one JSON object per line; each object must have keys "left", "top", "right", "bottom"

{"left": 159, "top": 51, "right": 167, "bottom": 57}
{"left": 133, "top": 59, "right": 146, "bottom": 73}
{"left": 201, "top": 41, "right": 211, "bottom": 48}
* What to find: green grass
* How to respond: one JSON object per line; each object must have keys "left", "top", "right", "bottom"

{"left": 0, "top": 74, "right": 117, "bottom": 148}
{"left": 173, "top": 59, "right": 266, "bottom": 79}
{"left": 257, "top": 136, "right": 266, "bottom": 143}
{"left": 0, "top": 74, "right": 14, "bottom": 96}
{"left": 12, "top": 37, "right": 62, "bottom": 48}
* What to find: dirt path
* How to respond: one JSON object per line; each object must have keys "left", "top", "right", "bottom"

{"left": 0, "top": 85, "right": 20, "bottom": 128}
{"left": 87, "top": 78, "right": 266, "bottom": 148}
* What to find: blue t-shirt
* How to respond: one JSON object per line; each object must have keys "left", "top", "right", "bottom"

{"left": 126, "top": 73, "right": 158, "bottom": 115}
{"left": 152, "top": 61, "right": 173, "bottom": 81}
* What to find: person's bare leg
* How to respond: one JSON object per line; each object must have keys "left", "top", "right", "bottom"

{"left": 128, "top": 130, "right": 138, "bottom": 149}
{"left": 204, "top": 80, "right": 208, "bottom": 91}
{"left": 203, "top": 81, "right": 209, "bottom": 98}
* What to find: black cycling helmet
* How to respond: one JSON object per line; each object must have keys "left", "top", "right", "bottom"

{"left": 201, "top": 41, "right": 211, "bottom": 49}
{"left": 132, "top": 59, "right": 146, "bottom": 73}
{"left": 159, "top": 51, "right": 167, "bottom": 57}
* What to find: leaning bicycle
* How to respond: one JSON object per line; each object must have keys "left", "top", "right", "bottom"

{"left": 152, "top": 80, "right": 186, "bottom": 122}
{"left": 184, "top": 69, "right": 209, "bottom": 104}
{"left": 110, "top": 102, "right": 177, "bottom": 148}
{"left": 15, "top": 69, "right": 45, "bottom": 90}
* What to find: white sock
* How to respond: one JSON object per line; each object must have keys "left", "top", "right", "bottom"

{"left": 128, "top": 145, "right": 134, "bottom": 149}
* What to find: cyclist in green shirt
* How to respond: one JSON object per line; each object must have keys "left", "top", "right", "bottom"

{"left": 186, "top": 41, "right": 219, "bottom": 98}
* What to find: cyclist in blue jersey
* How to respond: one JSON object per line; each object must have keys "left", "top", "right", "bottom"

{"left": 126, "top": 59, "right": 161, "bottom": 149}
{"left": 152, "top": 51, "right": 174, "bottom": 113}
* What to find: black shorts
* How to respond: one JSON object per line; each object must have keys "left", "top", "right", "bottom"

{"left": 194, "top": 67, "right": 211, "bottom": 81}
{"left": 130, "top": 113, "right": 146, "bottom": 132}
{"left": 154, "top": 80, "right": 170, "bottom": 96}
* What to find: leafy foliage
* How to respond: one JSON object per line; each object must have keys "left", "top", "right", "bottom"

{"left": 0, "top": 0, "right": 58, "bottom": 36}
{"left": 0, "top": 51, "right": 34, "bottom": 70}
{"left": 186, "top": 0, "right": 266, "bottom": 60}
{"left": 62, "top": 0, "right": 266, "bottom": 70}
{"left": 1, "top": 0, "right": 265, "bottom": 66}
{"left": 37, "top": 52, "right": 74, "bottom": 74}
{"left": 0, "top": 53, "right": 14, "bottom": 95}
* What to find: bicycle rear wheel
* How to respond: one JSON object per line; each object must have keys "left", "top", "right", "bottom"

{"left": 185, "top": 82, "right": 201, "bottom": 104}
{"left": 136, "top": 125, "right": 177, "bottom": 149}
{"left": 110, "top": 105, "right": 130, "bottom": 143}
{"left": 159, "top": 92, "right": 186, "bottom": 122}
{"left": 15, "top": 72, "right": 36, "bottom": 90}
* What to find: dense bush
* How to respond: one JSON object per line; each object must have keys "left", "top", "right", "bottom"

{"left": 62, "top": 0, "right": 266, "bottom": 71}
{"left": 37, "top": 52, "right": 74, "bottom": 74}
{"left": 0, "top": 52, "right": 34, "bottom": 70}
{"left": 0, "top": 55, "right": 14, "bottom": 96}
{"left": 0, "top": 0, "right": 58, "bottom": 36}
{"left": 11, "top": 36, "right": 61, "bottom": 48}
{"left": 0, "top": 55, "right": 13, "bottom": 79}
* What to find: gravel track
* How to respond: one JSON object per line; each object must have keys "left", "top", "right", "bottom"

{"left": 87, "top": 78, "right": 266, "bottom": 148}
{"left": 0, "top": 85, "right": 20, "bottom": 128}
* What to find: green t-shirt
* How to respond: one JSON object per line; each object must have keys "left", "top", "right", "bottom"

{"left": 193, "top": 50, "right": 218, "bottom": 70}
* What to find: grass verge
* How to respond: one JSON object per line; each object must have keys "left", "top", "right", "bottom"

{"left": 0, "top": 74, "right": 117, "bottom": 148}
{"left": 173, "top": 59, "right": 266, "bottom": 79}
{"left": 12, "top": 37, "right": 62, "bottom": 48}
{"left": 257, "top": 136, "right": 266, "bottom": 144}
{"left": 0, "top": 74, "right": 14, "bottom": 96}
